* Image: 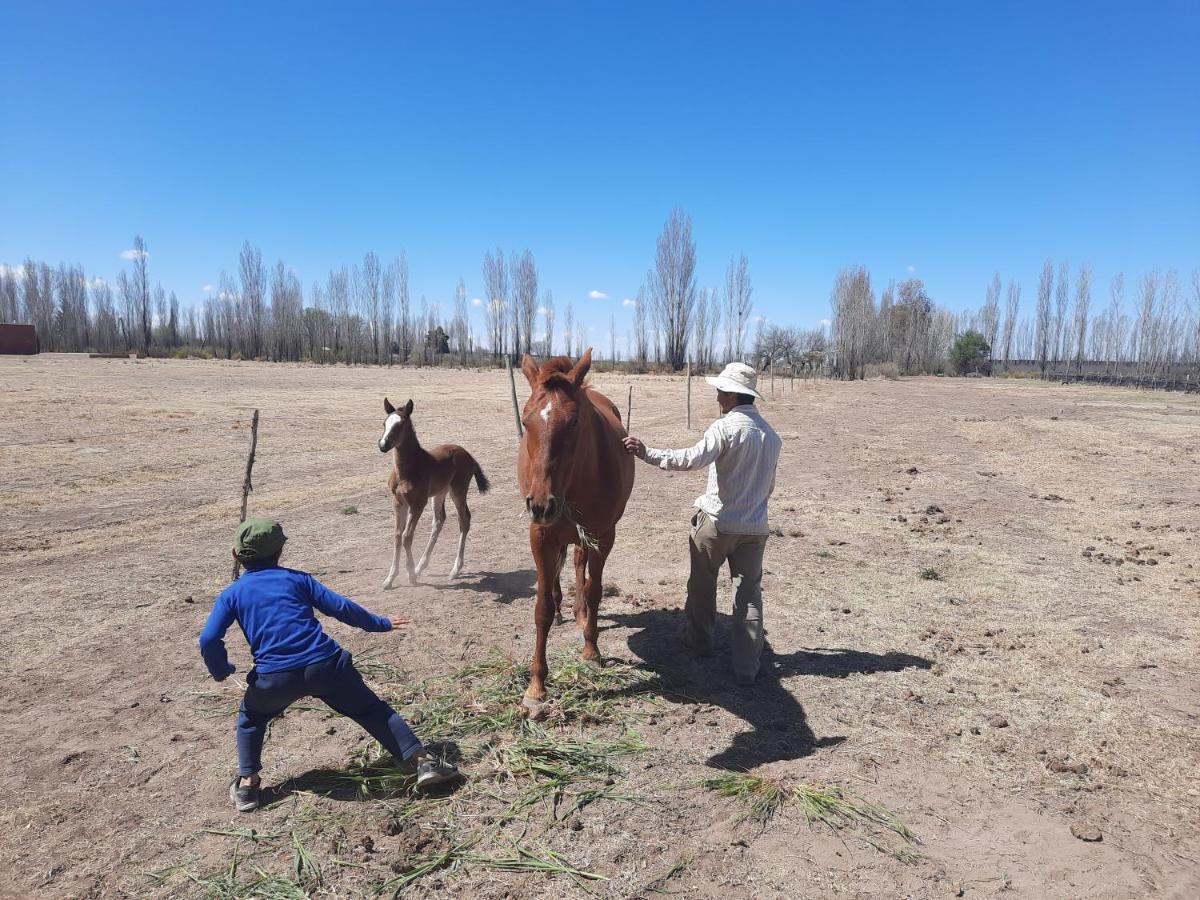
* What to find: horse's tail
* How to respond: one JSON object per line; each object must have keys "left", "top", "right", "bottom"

{"left": 473, "top": 459, "right": 491, "bottom": 494}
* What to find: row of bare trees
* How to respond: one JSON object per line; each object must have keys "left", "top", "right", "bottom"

{"left": 6, "top": 233, "right": 1196, "bottom": 380}
{"left": 829, "top": 260, "right": 1200, "bottom": 380}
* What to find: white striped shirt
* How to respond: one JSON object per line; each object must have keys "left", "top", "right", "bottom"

{"left": 643, "top": 405, "right": 782, "bottom": 535}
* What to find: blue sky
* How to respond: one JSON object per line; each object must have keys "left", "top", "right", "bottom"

{"left": 2, "top": 1, "right": 1197, "bottom": 341}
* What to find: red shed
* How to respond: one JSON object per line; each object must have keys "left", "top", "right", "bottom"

{"left": 0, "top": 324, "right": 39, "bottom": 354}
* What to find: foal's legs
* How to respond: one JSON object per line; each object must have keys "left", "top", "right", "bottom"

{"left": 402, "top": 497, "right": 427, "bottom": 585}
{"left": 415, "top": 492, "right": 447, "bottom": 576}
{"left": 382, "top": 501, "right": 408, "bottom": 590}
{"left": 525, "top": 531, "right": 564, "bottom": 707}
{"left": 571, "top": 545, "right": 588, "bottom": 630}
{"left": 448, "top": 486, "right": 471, "bottom": 578}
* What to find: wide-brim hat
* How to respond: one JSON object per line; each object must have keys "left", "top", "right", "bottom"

{"left": 704, "top": 362, "right": 764, "bottom": 401}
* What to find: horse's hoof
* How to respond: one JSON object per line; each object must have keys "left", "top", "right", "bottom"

{"left": 382, "top": 578, "right": 395, "bottom": 590}
{"left": 449, "top": 565, "right": 462, "bottom": 579}
{"left": 520, "top": 695, "right": 548, "bottom": 720}
{"left": 581, "top": 652, "right": 604, "bottom": 669}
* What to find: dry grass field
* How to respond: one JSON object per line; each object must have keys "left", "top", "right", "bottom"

{"left": 1, "top": 354, "right": 1198, "bottom": 899}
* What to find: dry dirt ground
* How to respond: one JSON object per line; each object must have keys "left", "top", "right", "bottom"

{"left": 1, "top": 355, "right": 1198, "bottom": 899}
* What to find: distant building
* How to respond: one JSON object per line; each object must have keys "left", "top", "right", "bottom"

{"left": 0, "top": 324, "right": 38, "bottom": 354}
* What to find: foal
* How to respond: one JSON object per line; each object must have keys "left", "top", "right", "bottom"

{"left": 378, "top": 398, "right": 490, "bottom": 587}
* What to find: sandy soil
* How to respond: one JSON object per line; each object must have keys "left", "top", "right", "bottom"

{"left": 1, "top": 354, "right": 1198, "bottom": 899}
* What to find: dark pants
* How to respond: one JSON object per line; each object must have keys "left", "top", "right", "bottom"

{"left": 236, "top": 649, "right": 422, "bottom": 777}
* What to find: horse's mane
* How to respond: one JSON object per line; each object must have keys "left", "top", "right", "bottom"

{"left": 535, "top": 356, "right": 589, "bottom": 392}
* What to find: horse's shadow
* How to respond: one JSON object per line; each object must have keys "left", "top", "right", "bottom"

{"left": 604, "top": 607, "right": 932, "bottom": 770}
{"left": 445, "top": 569, "right": 537, "bottom": 604}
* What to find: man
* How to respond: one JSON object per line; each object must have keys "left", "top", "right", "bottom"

{"left": 623, "top": 362, "right": 782, "bottom": 685}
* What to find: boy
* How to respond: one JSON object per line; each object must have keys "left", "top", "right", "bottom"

{"left": 199, "top": 517, "right": 457, "bottom": 812}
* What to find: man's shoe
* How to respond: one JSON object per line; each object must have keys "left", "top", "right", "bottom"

{"left": 229, "top": 776, "right": 260, "bottom": 813}
{"left": 415, "top": 756, "right": 460, "bottom": 791}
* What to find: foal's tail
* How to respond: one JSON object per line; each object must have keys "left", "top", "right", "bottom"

{"left": 473, "top": 459, "right": 491, "bottom": 494}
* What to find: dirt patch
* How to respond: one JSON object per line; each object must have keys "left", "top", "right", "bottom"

{"left": 2, "top": 356, "right": 1199, "bottom": 897}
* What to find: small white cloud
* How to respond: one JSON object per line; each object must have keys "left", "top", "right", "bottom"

{"left": 588, "top": 290, "right": 607, "bottom": 300}
{"left": 120, "top": 248, "right": 149, "bottom": 260}
{"left": 471, "top": 297, "right": 483, "bottom": 307}
{"left": 537, "top": 306, "right": 552, "bottom": 316}
{"left": 622, "top": 298, "right": 636, "bottom": 307}
{"left": 752, "top": 314, "right": 766, "bottom": 323}
{"left": 202, "top": 284, "right": 214, "bottom": 293}
{"left": 820, "top": 318, "right": 832, "bottom": 327}
{"left": 906, "top": 264, "right": 916, "bottom": 273}
{"left": 89, "top": 277, "right": 107, "bottom": 289}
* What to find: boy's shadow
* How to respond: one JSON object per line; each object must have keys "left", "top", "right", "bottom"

{"left": 605, "top": 608, "right": 932, "bottom": 770}
{"left": 261, "top": 741, "right": 464, "bottom": 805}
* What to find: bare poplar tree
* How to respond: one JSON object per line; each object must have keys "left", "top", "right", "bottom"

{"left": 724, "top": 254, "right": 753, "bottom": 363}
{"left": 392, "top": 253, "right": 411, "bottom": 362}
{"left": 981, "top": 272, "right": 1001, "bottom": 369}
{"left": 542, "top": 290, "right": 555, "bottom": 356}
{"left": 693, "top": 286, "right": 711, "bottom": 369}
{"left": 453, "top": 278, "right": 469, "bottom": 363}
{"left": 1002, "top": 280, "right": 1020, "bottom": 370}
{"left": 563, "top": 302, "right": 574, "bottom": 361}
{"left": 646, "top": 208, "right": 697, "bottom": 370}
{"left": 1035, "top": 259, "right": 1054, "bottom": 377}
{"left": 1052, "top": 261, "right": 1069, "bottom": 370}
{"left": 633, "top": 287, "right": 648, "bottom": 369}
{"left": 1072, "top": 264, "right": 1092, "bottom": 374}
{"left": 511, "top": 250, "right": 538, "bottom": 357}
{"left": 482, "top": 248, "right": 508, "bottom": 360}
{"left": 238, "top": 242, "right": 265, "bottom": 359}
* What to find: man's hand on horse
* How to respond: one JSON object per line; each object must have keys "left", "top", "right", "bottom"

{"left": 622, "top": 436, "right": 646, "bottom": 459}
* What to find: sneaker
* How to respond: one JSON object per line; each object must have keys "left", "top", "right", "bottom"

{"left": 415, "top": 756, "right": 459, "bottom": 790}
{"left": 229, "top": 776, "right": 260, "bottom": 812}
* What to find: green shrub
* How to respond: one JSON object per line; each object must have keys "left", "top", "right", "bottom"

{"left": 951, "top": 330, "right": 992, "bottom": 376}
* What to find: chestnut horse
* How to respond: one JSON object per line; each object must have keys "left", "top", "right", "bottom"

{"left": 517, "top": 349, "right": 634, "bottom": 706}
{"left": 379, "top": 398, "right": 490, "bottom": 587}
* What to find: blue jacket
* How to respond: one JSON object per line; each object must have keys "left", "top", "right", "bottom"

{"left": 199, "top": 564, "right": 391, "bottom": 679}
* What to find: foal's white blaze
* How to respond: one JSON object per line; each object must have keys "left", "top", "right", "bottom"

{"left": 540, "top": 399, "right": 553, "bottom": 423}
{"left": 379, "top": 412, "right": 403, "bottom": 451}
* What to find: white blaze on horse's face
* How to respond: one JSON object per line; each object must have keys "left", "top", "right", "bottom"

{"left": 540, "top": 399, "right": 553, "bottom": 424}
{"left": 379, "top": 413, "right": 403, "bottom": 452}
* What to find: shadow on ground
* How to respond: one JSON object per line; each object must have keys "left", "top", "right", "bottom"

{"left": 261, "top": 741, "right": 464, "bottom": 805}
{"left": 449, "top": 569, "right": 537, "bottom": 604}
{"left": 605, "top": 607, "right": 932, "bottom": 770}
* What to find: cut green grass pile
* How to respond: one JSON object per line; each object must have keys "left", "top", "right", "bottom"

{"left": 702, "top": 773, "right": 919, "bottom": 862}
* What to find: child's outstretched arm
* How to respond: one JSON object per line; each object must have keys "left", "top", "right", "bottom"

{"left": 199, "top": 595, "right": 238, "bottom": 681}
{"left": 307, "top": 575, "right": 393, "bottom": 632}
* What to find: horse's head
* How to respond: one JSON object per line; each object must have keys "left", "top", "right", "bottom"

{"left": 378, "top": 397, "right": 414, "bottom": 453}
{"left": 520, "top": 349, "right": 592, "bottom": 525}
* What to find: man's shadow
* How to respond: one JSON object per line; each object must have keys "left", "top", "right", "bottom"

{"left": 605, "top": 608, "right": 931, "bottom": 770}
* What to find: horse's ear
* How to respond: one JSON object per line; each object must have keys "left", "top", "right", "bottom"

{"left": 403, "top": 399, "right": 414, "bottom": 416}
{"left": 521, "top": 354, "right": 539, "bottom": 388}
{"left": 384, "top": 397, "right": 395, "bottom": 414}
{"left": 570, "top": 348, "right": 592, "bottom": 387}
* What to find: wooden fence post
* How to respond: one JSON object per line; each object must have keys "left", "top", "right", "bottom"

{"left": 507, "top": 356, "right": 524, "bottom": 440}
{"left": 626, "top": 385, "right": 632, "bottom": 432}
{"left": 686, "top": 358, "right": 692, "bottom": 429}
{"left": 231, "top": 409, "right": 260, "bottom": 581}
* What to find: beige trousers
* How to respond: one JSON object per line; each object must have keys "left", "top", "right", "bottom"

{"left": 685, "top": 509, "right": 768, "bottom": 681}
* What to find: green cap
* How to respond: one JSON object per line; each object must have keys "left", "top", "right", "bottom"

{"left": 234, "top": 517, "right": 287, "bottom": 563}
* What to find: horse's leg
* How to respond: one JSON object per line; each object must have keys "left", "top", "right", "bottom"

{"left": 402, "top": 496, "right": 427, "bottom": 585}
{"left": 448, "top": 485, "right": 471, "bottom": 578}
{"left": 571, "top": 545, "right": 588, "bottom": 630}
{"left": 581, "top": 529, "right": 616, "bottom": 664}
{"left": 415, "top": 491, "right": 446, "bottom": 576}
{"left": 552, "top": 545, "right": 567, "bottom": 625}
{"left": 525, "top": 529, "right": 561, "bottom": 707}
{"left": 382, "top": 500, "right": 407, "bottom": 590}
